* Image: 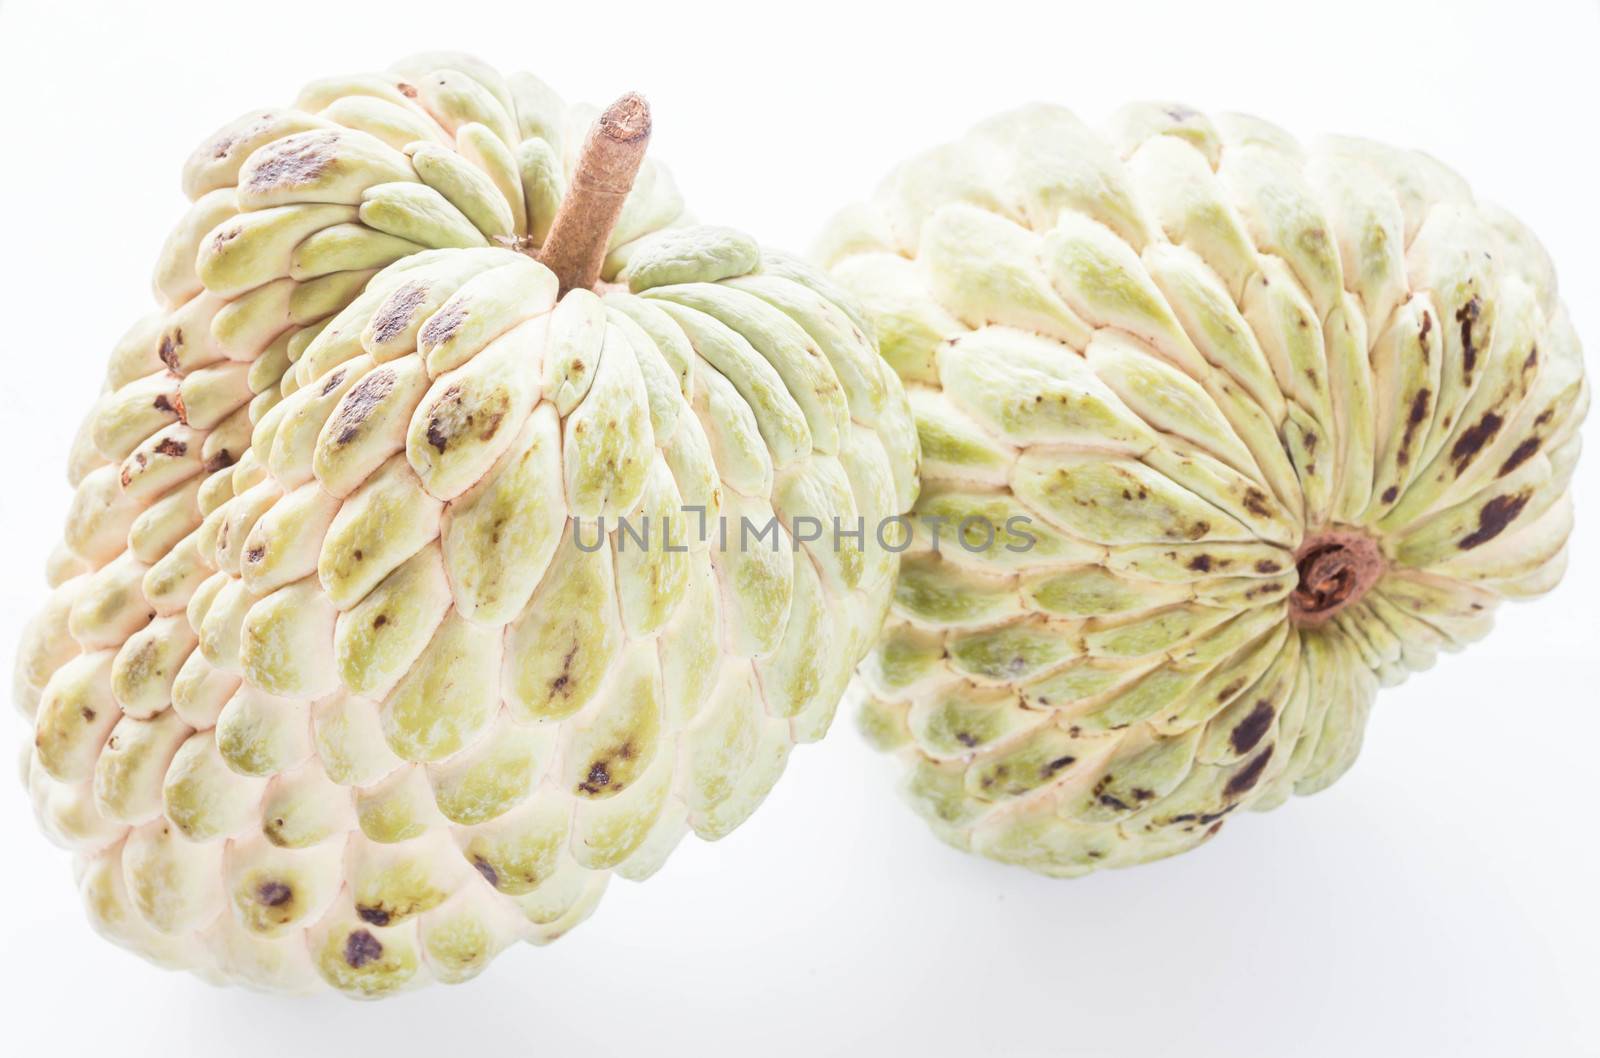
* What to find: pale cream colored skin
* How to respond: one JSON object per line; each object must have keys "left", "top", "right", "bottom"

{"left": 15, "top": 53, "right": 918, "bottom": 996}
{"left": 817, "top": 104, "right": 1587, "bottom": 877}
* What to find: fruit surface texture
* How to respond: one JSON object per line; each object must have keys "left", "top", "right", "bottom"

{"left": 817, "top": 103, "right": 1587, "bottom": 876}
{"left": 15, "top": 53, "right": 917, "bottom": 995}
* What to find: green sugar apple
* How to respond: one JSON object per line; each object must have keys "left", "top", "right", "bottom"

{"left": 816, "top": 104, "right": 1586, "bottom": 877}
{"left": 15, "top": 52, "right": 918, "bottom": 996}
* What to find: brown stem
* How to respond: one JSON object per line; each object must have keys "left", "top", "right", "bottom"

{"left": 1289, "top": 528, "right": 1387, "bottom": 628}
{"left": 538, "top": 92, "right": 651, "bottom": 295}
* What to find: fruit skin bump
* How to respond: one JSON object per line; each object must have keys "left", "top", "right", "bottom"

{"left": 15, "top": 53, "right": 918, "bottom": 996}
{"left": 816, "top": 103, "right": 1587, "bottom": 877}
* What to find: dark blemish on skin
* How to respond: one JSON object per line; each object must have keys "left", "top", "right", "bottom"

{"left": 1224, "top": 747, "right": 1273, "bottom": 798}
{"left": 1255, "top": 560, "right": 1282, "bottom": 574}
{"left": 1242, "top": 488, "right": 1271, "bottom": 518}
{"left": 397, "top": 82, "right": 418, "bottom": 98}
{"left": 370, "top": 284, "right": 428, "bottom": 344}
{"left": 320, "top": 370, "right": 347, "bottom": 397}
{"left": 1456, "top": 295, "right": 1482, "bottom": 377}
{"left": 1419, "top": 311, "right": 1433, "bottom": 344}
{"left": 420, "top": 305, "right": 467, "bottom": 348}
{"left": 579, "top": 761, "right": 611, "bottom": 795}
{"left": 1188, "top": 554, "right": 1213, "bottom": 573}
{"left": 81, "top": 707, "right": 96, "bottom": 722}
{"left": 256, "top": 881, "right": 292, "bottom": 907}
{"left": 1042, "top": 755, "right": 1075, "bottom": 777}
{"left": 1498, "top": 437, "right": 1541, "bottom": 478}
{"left": 205, "top": 449, "right": 236, "bottom": 472}
{"left": 344, "top": 930, "right": 384, "bottom": 968}
{"left": 158, "top": 329, "right": 183, "bottom": 370}
{"left": 356, "top": 906, "right": 391, "bottom": 927}
{"left": 1408, "top": 390, "right": 1431, "bottom": 426}
{"left": 153, "top": 395, "right": 174, "bottom": 414}
{"left": 373, "top": 615, "right": 388, "bottom": 628}
{"left": 1132, "top": 788, "right": 1155, "bottom": 801}
{"left": 330, "top": 369, "right": 396, "bottom": 443}
{"left": 1098, "top": 793, "right": 1130, "bottom": 811}
{"left": 954, "top": 732, "right": 978, "bottom": 748}
{"left": 246, "top": 131, "right": 339, "bottom": 191}
{"left": 1216, "top": 678, "right": 1246, "bottom": 705}
{"left": 549, "top": 643, "right": 579, "bottom": 698}
{"left": 472, "top": 857, "right": 500, "bottom": 888}
{"left": 1229, "top": 700, "right": 1274, "bottom": 755}
{"left": 1458, "top": 492, "right": 1530, "bottom": 550}
{"left": 1382, "top": 486, "right": 1399, "bottom": 504}
{"left": 352, "top": 549, "right": 363, "bottom": 561}
{"left": 1397, "top": 390, "right": 1431, "bottom": 468}
{"left": 1449, "top": 412, "right": 1504, "bottom": 470}
{"left": 245, "top": 545, "right": 264, "bottom": 564}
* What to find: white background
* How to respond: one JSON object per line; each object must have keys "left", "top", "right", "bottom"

{"left": 1, "top": 1, "right": 1597, "bottom": 1054}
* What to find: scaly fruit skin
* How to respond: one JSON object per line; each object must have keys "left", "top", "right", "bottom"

{"left": 817, "top": 104, "right": 1587, "bottom": 877}
{"left": 15, "top": 54, "right": 919, "bottom": 996}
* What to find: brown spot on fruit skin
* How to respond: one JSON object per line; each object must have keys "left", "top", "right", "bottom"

{"left": 330, "top": 369, "right": 396, "bottom": 444}
{"left": 1456, "top": 295, "right": 1482, "bottom": 377}
{"left": 256, "top": 881, "right": 292, "bottom": 907}
{"left": 1381, "top": 485, "right": 1399, "bottom": 504}
{"left": 578, "top": 761, "right": 611, "bottom": 795}
{"left": 1242, "top": 488, "right": 1271, "bottom": 518}
{"left": 1398, "top": 389, "right": 1432, "bottom": 468}
{"left": 420, "top": 305, "right": 467, "bottom": 348}
{"left": 549, "top": 644, "right": 578, "bottom": 698}
{"left": 356, "top": 906, "right": 392, "bottom": 927}
{"left": 1042, "top": 755, "right": 1075, "bottom": 777}
{"left": 1418, "top": 311, "right": 1433, "bottom": 345}
{"left": 1458, "top": 492, "right": 1530, "bottom": 550}
{"left": 344, "top": 930, "right": 384, "bottom": 968}
{"left": 1188, "top": 554, "right": 1213, "bottom": 573}
{"left": 154, "top": 437, "right": 188, "bottom": 457}
{"left": 1497, "top": 437, "right": 1541, "bottom": 477}
{"left": 1224, "top": 747, "right": 1273, "bottom": 798}
{"left": 396, "top": 82, "right": 418, "bottom": 99}
{"left": 370, "top": 284, "right": 427, "bottom": 344}
{"left": 472, "top": 857, "right": 500, "bottom": 888}
{"left": 1229, "top": 700, "right": 1275, "bottom": 755}
{"left": 954, "top": 732, "right": 978, "bottom": 748}
{"left": 1450, "top": 412, "right": 1504, "bottom": 470}
{"left": 158, "top": 329, "right": 184, "bottom": 370}
{"left": 246, "top": 131, "right": 338, "bottom": 191}
{"left": 320, "top": 369, "right": 348, "bottom": 397}
{"left": 245, "top": 545, "right": 265, "bottom": 564}
{"left": 1255, "top": 560, "right": 1282, "bottom": 574}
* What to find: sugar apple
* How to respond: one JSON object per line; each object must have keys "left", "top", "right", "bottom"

{"left": 816, "top": 104, "right": 1587, "bottom": 877}
{"left": 15, "top": 53, "right": 918, "bottom": 996}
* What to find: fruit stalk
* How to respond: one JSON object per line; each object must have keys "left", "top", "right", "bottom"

{"left": 539, "top": 92, "right": 651, "bottom": 294}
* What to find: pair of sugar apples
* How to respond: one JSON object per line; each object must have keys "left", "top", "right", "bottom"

{"left": 15, "top": 54, "right": 1586, "bottom": 996}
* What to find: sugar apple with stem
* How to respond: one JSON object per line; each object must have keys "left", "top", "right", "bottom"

{"left": 816, "top": 104, "right": 1586, "bottom": 877}
{"left": 15, "top": 53, "right": 918, "bottom": 995}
